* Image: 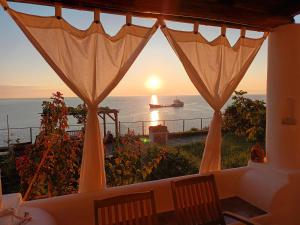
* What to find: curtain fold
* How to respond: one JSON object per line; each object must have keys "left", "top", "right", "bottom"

{"left": 80, "top": 106, "right": 104, "bottom": 192}
{"left": 161, "top": 25, "right": 267, "bottom": 173}
{"left": 4, "top": 5, "right": 158, "bottom": 192}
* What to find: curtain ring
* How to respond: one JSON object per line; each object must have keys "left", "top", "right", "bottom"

{"left": 263, "top": 32, "right": 269, "bottom": 38}
{"left": 154, "top": 20, "right": 160, "bottom": 28}
{"left": 126, "top": 13, "right": 132, "bottom": 26}
{"left": 159, "top": 18, "right": 166, "bottom": 28}
{"left": 94, "top": 9, "right": 100, "bottom": 23}
{"left": 193, "top": 21, "right": 199, "bottom": 34}
{"left": 221, "top": 26, "right": 226, "bottom": 36}
{"left": 240, "top": 28, "right": 246, "bottom": 38}
{"left": 55, "top": 3, "right": 62, "bottom": 19}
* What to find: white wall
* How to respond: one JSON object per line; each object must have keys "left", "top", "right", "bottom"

{"left": 23, "top": 168, "right": 247, "bottom": 225}
{"left": 267, "top": 24, "right": 300, "bottom": 169}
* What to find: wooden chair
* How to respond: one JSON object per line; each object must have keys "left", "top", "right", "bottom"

{"left": 171, "top": 175, "right": 260, "bottom": 225}
{"left": 94, "top": 191, "right": 158, "bottom": 225}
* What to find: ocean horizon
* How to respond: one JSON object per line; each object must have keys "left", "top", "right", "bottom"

{"left": 0, "top": 94, "right": 266, "bottom": 127}
{"left": 0, "top": 94, "right": 266, "bottom": 146}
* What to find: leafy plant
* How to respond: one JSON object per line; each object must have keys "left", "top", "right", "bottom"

{"left": 147, "top": 149, "right": 198, "bottom": 180}
{"left": 171, "top": 142, "right": 204, "bottom": 169}
{"left": 16, "top": 92, "right": 83, "bottom": 199}
{"left": 221, "top": 133, "right": 252, "bottom": 168}
{"left": 68, "top": 103, "right": 88, "bottom": 125}
{"left": 0, "top": 149, "right": 20, "bottom": 194}
{"left": 223, "top": 90, "right": 266, "bottom": 145}
{"left": 105, "top": 130, "right": 165, "bottom": 186}
{"left": 69, "top": 104, "right": 111, "bottom": 126}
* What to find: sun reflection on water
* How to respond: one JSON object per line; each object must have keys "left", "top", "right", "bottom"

{"left": 150, "top": 94, "right": 158, "bottom": 105}
{"left": 150, "top": 110, "right": 159, "bottom": 126}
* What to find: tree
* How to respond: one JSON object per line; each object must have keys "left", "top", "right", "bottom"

{"left": 16, "top": 92, "right": 83, "bottom": 199}
{"left": 223, "top": 90, "right": 266, "bottom": 145}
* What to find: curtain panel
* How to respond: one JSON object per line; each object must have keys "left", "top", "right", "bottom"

{"left": 3, "top": 3, "right": 158, "bottom": 192}
{"left": 161, "top": 25, "right": 267, "bottom": 173}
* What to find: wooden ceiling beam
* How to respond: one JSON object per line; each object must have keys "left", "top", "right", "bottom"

{"left": 6, "top": 0, "right": 296, "bottom": 31}
{"left": 276, "top": 0, "right": 300, "bottom": 18}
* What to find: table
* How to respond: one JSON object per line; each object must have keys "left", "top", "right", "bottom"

{"left": 0, "top": 193, "right": 57, "bottom": 225}
{"left": 2, "top": 193, "right": 22, "bottom": 209}
{"left": 18, "top": 206, "right": 57, "bottom": 225}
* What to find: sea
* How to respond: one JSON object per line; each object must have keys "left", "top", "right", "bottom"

{"left": 0, "top": 95, "right": 265, "bottom": 147}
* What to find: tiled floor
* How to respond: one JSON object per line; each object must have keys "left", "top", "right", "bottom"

{"left": 158, "top": 196, "right": 266, "bottom": 225}
{"left": 221, "top": 197, "right": 266, "bottom": 224}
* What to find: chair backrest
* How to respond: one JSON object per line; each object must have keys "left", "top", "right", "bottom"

{"left": 171, "top": 175, "right": 225, "bottom": 225}
{"left": 94, "top": 191, "right": 158, "bottom": 225}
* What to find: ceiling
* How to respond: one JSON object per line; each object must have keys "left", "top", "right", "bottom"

{"left": 7, "top": 0, "right": 300, "bottom": 31}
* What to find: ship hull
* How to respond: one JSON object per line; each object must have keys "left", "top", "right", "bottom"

{"left": 149, "top": 103, "right": 184, "bottom": 108}
{"left": 171, "top": 103, "right": 184, "bottom": 107}
{"left": 149, "top": 104, "right": 164, "bottom": 108}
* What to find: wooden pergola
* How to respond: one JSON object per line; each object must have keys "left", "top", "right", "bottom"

{"left": 68, "top": 106, "right": 120, "bottom": 137}
{"left": 6, "top": 0, "right": 300, "bottom": 31}
{"left": 97, "top": 108, "right": 119, "bottom": 137}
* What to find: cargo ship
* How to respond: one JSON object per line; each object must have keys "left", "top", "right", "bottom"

{"left": 149, "top": 99, "right": 184, "bottom": 108}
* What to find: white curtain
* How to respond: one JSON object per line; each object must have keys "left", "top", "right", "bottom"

{"left": 161, "top": 25, "right": 267, "bottom": 173}
{"left": 4, "top": 5, "right": 158, "bottom": 192}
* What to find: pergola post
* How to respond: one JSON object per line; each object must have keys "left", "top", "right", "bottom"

{"left": 97, "top": 109, "right": 120, "bottom": 137}
{"left": 267, "top": 24, "right": 300, "bottom": 169}
{"left": 103, "top": 113, "right": 106, "bottom": 136}
{"left": 114, "top": 112, "right": 119, "bottom": 137}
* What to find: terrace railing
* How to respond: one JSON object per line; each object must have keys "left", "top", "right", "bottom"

{"left": 0, "top": 117, "right": 212, "bottom": 147}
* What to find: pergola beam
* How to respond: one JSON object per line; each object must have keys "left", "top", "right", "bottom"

{"left": 6, "top": 0, "right": 298, "bottom": 32}
{"left": 97, "top": 109, "right": 119, "bottom": 137}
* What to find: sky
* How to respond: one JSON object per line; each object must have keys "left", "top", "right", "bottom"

{"left": 0, "top": 3, "right": 299, "bottom": 98}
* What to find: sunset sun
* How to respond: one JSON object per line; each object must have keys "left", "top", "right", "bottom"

{"left": 146, "top": 76, "right": 161, "bottom": 90}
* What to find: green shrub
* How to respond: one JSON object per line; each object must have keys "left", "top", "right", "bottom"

{"left": 221, "top": 134, "right": 252, "bottom": 169}
{"left": 169, "top": 133, "right": 252, "bottom": 170}
{"left": 223, "top": 90, "right": 266, "bottom": 145}
{"left": 174, "top": 142, "right": 204, "bottom": 168}
{"left": 147, "top": 150, "right": 198, "bottom": 180}
{"left": 105, "top": 131, "right": 165, "bottom": 187}
{"left": 0, "top": 150, "right": 20, "bottom": 194}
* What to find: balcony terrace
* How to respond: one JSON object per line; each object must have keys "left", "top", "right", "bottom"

{"left": 1, "top": 0, "right": 300, "bottom": 225}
